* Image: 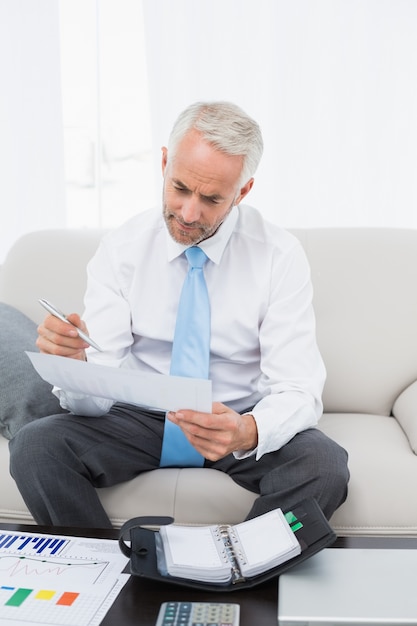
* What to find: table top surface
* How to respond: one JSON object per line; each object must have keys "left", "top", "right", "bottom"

{"left": 2, "top": 522, "right": 417, "bottom": 626}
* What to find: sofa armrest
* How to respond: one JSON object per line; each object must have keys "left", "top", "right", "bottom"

{"left": 392, "top": 381, "right": 417, "bottom": 454}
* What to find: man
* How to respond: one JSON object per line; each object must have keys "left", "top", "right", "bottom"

{"left": 10, "top": 101, "right": 349, "bottom": 528}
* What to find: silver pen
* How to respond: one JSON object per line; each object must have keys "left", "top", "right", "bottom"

{"left": 38, "top": 298, "right": 103, "bottom": 352}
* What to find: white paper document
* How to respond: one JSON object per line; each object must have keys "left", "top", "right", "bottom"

{"left": 26, "top": 351, "right": 212, "bottom": 412}
{"left": 0, "top": 529, "right": 129, "bottom": 626}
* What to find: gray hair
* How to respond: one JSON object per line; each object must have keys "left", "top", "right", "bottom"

{"left": 167, "top": 101, "right": 264, "bottom": 186}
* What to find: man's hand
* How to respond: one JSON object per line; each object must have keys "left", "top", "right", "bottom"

{"left": 36, "top": 313, "right": 90, "bottom": 361}
{"left": 166, "top": 402, "right": 258, "bottom": 461}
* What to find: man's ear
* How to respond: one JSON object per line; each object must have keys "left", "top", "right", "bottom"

{"left": 161, "top": 146, "right": 168, "bottom": 175}
{"left": 235, "top": 178, "right": 255, "bottom": 205}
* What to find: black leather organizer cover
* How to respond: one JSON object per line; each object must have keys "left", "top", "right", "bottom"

{"left": 118, "top": 497, "right": 336, "bottom": 592}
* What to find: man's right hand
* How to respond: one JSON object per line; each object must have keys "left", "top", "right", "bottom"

{"left": 36, "top": 313, "right": 90, "bottom": 360}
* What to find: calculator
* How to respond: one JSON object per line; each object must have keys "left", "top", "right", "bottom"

{"left": 155, "top": 601, "right": 240, "bottom": 626}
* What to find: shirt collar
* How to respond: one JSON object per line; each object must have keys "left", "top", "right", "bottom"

{"left": 165, "top": 205, "right": 239, "bottom": 265}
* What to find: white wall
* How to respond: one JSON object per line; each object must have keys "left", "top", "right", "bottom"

{"left": 1, "top": 0, "right": 416, "bottom": 267}
{"left": 143, "top": 0, "right": 417, "bottom": 228}
{"left": 0, "top": 0, "right": 65, "bottom": 262}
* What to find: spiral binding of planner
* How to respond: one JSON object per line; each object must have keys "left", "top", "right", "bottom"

{"left": 216, "top": 524, "right": 245, "bottom": 584}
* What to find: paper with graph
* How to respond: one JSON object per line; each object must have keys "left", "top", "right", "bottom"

{"left": 0, "top": 529, "right": 129, "bottom": 626}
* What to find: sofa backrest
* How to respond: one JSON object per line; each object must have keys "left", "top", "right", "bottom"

{"left": 0, "top": 229, "right": 105, "bottom": 326}
{"left": 291, "top": 228, "right": 417, "bottom": 416}
{"left": 2, "top": 227, "right": 417, "bottom": 416}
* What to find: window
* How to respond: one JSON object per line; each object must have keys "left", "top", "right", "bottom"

{"left": 59, "top": 0, "right": 155, "bottom": 229}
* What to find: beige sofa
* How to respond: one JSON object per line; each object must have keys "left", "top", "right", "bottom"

{"left": 1, "top": 227, "right": 417, "bottom": 536}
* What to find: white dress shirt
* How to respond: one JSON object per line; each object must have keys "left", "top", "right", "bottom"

{"left": 55, "top": 204, "right": 326, "bottom": 460}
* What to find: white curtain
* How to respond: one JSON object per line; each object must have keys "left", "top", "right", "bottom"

{"left": 143, "top": 0, "right": 417, "bottom": 228}
{"left": 0, "top": 0, "right": 65, "bottom": 263}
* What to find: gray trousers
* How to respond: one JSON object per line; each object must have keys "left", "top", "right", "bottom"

{"left": 9, "top": 403, "right": 349, "bottom": 529}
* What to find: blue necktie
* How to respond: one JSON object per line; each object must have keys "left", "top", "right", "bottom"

{"left": 160, "top": 246, "right": 210, "bottom": 467}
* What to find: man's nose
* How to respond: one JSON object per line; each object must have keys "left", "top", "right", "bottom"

{"left": 181, "top": 196, "right": 202, "bottom": 223}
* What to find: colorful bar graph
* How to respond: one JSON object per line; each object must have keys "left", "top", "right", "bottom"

{"left": 2, "top": 586, "right": 79, "bottom": 607}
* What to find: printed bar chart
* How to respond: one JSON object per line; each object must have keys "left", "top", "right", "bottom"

{"left": 0, "top": 529, "right": 130, "bottom": 626}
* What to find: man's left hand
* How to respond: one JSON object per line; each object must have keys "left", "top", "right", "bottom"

{"left": 166, "top": 402, "right": 258, "bottom": 461}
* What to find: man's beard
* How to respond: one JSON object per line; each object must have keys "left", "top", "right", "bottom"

{"left": 163, "top": 202, "right": 234, "bottom": 246}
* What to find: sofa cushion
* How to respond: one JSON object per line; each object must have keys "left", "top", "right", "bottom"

{"left": 318, "top": 412, "right": 417, "bottom": 535}
{"left": 0, "top": 302, "right": 66, "bottom": 439}
{"left": 293, "top": 228, "right": 417, "bottom": 416}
